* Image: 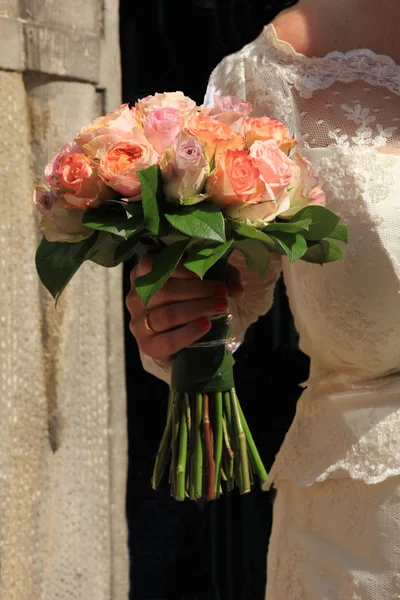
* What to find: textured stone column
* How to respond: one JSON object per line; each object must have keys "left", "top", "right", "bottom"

{"left": 0, "top": 2, "right": 128, "bottom": 599}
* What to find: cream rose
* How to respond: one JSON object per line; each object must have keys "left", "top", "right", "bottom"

{"left": 34, "top": 187, "right": 93, "bottom": 243}
{"left": 160, "top": 132, "right": 209, "bottom": 200}
{"left": 136, "top": 91, "right": 196, "bottom": 119}
{"left": 280, "top": 154, "right": 326, "bottom": 217}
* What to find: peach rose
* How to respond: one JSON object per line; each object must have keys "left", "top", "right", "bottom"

{"left": 245, "top": 117, "right": 297, "bottom": 154}
{"left": 160, "top": 132, "right": 209, "bottom": 200}
{"left": 45, "top": 145, "right": 114, "bottom": 210}
{"left": 136, "top": 91, "right": 196, "bottom": 118}
{"left": 249, "top": 140, "right": 296, "bottom": 198}
{"left": 75, "top": 104, "right": 140, "bottom": 158}
{"left": 45, "top": 143, "right": 79, "bottom": 188}
{"left": 281, "top": 154, "right": 326, "bottom": 217}
{"left": 143, "top": 107, "right": 181, "bottom": 154}
{"left": 206, "top": 95, "right": 252, "bottom": 132}
{"left": 206, "top": 149, "right": 267, "bottom": 210}
{"left": 186, "top": 114, "right": 245, "bottom": 161}
{"left": 99, "top": 129, "right": 158, "bottom": 199}
{"left": 34, "top": 186, "right": 93, "bottom": 243}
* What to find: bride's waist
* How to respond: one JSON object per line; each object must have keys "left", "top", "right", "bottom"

{"left": 266, "top": 372, "right": 400, "bottom": 488}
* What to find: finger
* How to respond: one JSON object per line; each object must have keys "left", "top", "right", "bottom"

{"left": 142, "top": 318, "right": 212, "bottom": 360}
{"left": 145, "top": 278, "right": 228, "bottom": 310}
{"left": 139, "top": 296, "right": 230, "bottom": 335}
{"left": 227, "top": 264, "right": 244, "bottom": 298}
{"left": 135, "top": 253, "right": 155, "bottom": 278}
{"left": 169, "top": 262, "right": 201, "bottom": 280}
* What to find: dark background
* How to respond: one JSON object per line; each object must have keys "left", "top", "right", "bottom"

{"left": 119, "top": 2, "right": 306, "bottom": 599}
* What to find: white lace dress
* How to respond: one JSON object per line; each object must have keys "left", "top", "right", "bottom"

{"left": 142, "top": 23, "right": 400, "bottom": 599}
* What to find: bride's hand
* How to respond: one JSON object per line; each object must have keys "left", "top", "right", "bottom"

{"left": 126, "top": 253, "right": 244, "bottom": 363}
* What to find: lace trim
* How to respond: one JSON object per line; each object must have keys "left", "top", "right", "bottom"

{"left": 263, "top": 24, "right": 400, "bottom": 98}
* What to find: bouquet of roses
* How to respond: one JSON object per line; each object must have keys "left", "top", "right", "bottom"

{"left": 34, "top": 92, "right": 347, "bottom": 501}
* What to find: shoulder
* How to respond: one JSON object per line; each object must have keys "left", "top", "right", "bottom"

{"left": 272, "top": 7, "right": 311, "bottom": 55}
{"left": 271, "top": 4, "right": 348, "bottom": 58}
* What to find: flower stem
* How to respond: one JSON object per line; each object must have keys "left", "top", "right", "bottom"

{"left": 230, "top": 388, "right": 251, "bottom": 494}
{"left": 151, "top": 391, "right": 173, "bottom": 490}
{"left": 203, "top": 394, "right": 215, "bottom": 501}
{"left": 170, "top": 391, "right": 181, "bottom": 498}
{"left": 194, "top": 393, "right": 203, "bottom": 499}
{"left": 176, "top": 395, "right": 188, "bottom": 501}
{"left": 239, "top": 404, "right": 268, "bottom": 484}
{"left": 224, "top": 391, "right": 243, "bottom": 491}
{"left": 222, "top": 416, "right": 235, "bottom": 492}
{"left": 214, "top": 392, "right": 223, "bottom": 498}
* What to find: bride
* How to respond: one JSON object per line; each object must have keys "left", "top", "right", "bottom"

{"left": 126, "top": 0, "right": 400, "bottom": 597}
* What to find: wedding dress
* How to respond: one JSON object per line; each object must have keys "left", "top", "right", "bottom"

{"left": 142, "top": 23, "right": 400, "bottom": 599}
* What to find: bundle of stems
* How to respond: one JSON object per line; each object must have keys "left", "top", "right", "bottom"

{"left": 151, "top": 388, "right": 268, "bottom": 500}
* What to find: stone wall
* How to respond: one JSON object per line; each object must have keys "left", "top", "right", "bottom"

{"left": 0, "top": 2, "right": 129, "bottom": 598}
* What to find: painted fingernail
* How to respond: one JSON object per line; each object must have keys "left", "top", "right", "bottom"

{"left": 214, "top": 297, "right": 229, "bottom": 312}
{"left": 215, "top": 283, "right": 228, "bottom": 296}
{"left": 199, "top": 317, "right": 211, "bottom": 331}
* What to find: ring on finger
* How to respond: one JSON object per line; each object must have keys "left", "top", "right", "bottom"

{"left": 144, "top": 311, "right": 157, "bottom": 335}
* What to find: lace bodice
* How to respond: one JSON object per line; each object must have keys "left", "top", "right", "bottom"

{"left": 144, "top": 24, "right": 400, "bottom": 486}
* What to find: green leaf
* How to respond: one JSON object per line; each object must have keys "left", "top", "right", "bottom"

{"left": 83, "top": 202, "right": 143, "bottom": 239}
{"left": 139, "top": 165, "right": 168, "bottom": 236}
{"left": 113, "top": 228, "right": 146, "bottom": 263}
{"left": 263, "top": 219, "right": 312, "bottom": 235}
{"left": 228, "top": 219, "right": 275, "bottom": 247}
{"left": 269, "top": 231, "right": 308, "bottom": 263}
{"left": 35, "top": 233, "right": 98, "bottom": 301}
{"left": 165, "top": 203, "right": 225, "bottom": 242}
{"left": 233, "top": 239, "right": 270, "bottom": 280}
{"left": 327, "top": 222, "right": 349, "bottom": 244}
{"left": 290, "top": 206, "right": 341, "bottom": 240}
{"left": 135, "top": 239, "right": 190, "bottom": 306}
{"left": 167, "top": 194, "right": 210, "bottom": 206}
{"left": 87, "top": 232, "right": 122, "bottom": 267}
{"left": 184, "top": 240, "right": 233, "bottom": 279}
{"left": 302, "top": 240, "right": 344, "bottom": 264}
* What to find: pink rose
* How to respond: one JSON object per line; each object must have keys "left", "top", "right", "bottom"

{"left": 143, "top": 107, "right": 181, "bottom": 154}
{"left": 206, "top": 95, "right": 252, "bottom": 133}
{"left": 99, "top": 129, "right": 158, "bottom": 199}
{"left": 245, "top": 117, "right": 298, "bottom": 154}
{"left": 281, "top": 154, "right": 326, "bottom": 217}
{"left": 186, "top": 114, "right": 245, "bottom": 161}
{"left": 136, "top": 92, "right": 196, "bottom": 119}
{"left": 75, "top": 104, "right": 140, "bottom": 158}
{"left": 34, "top": 186, "right": 93, "bottom": 243}
{"left": 249, "top": 140, "right": 296, "bottom": 199}
{"left": 206, "top": 149, "right": 267, "bottom": 210}
{"left": 160, "top": 132, "right": 209, "bottom": 200}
